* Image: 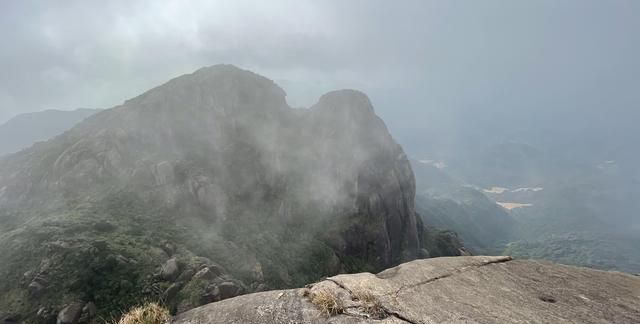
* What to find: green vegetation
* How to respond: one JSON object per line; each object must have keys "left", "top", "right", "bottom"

{"left": 420, "top": 227, "right": 465, "bottom": 258}
{"left": 504, "top": 233, "right": 640, "bottom": 273}
{"left": 412, "top": 157, "right": 640, "bottom": 274}
{"left": 0, "top": 192, "right": 181, "bottom": 322}
{"left": 0, "top": 190, "right": 392, "bottom": 323}
{"left": 416, "top": 192, "right": 515, "bottom": 255}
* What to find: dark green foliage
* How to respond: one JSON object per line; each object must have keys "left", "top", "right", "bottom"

{"left": 505, "top": 233, "right": 640, "bottom": 273}
{"left": 0, "top": 189, "right": 381, "bottom": 323}
{"left": 420, "top": 227, "right": 465, "bottom": 258}
{"left": 0, "top": 193, "right": 179, "bottom": 322}
{"left": 216, "top": 198, "right": 341, "bottom": 288}
{"left": 416, "top": 193, "right": 514, "bottom": 255}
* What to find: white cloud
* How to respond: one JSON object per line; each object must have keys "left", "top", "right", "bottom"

{"left": 0, "top": 0, "right": 638, "bottom": 127}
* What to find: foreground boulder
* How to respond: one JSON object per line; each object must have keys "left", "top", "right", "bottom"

{"left": 173, "top": 256, "right": 640, "bottom": 324}
{"left": 56, "top": 303, "right": 84, "bottom": 324}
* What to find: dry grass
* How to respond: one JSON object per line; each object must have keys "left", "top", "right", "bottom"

{"left": 112, "top": 302, "right": 171, "bottom": 324}
{"left": 352, "top": 289, "right": 387, "bottom": 319}
{"left": 310, "top": 290, "right": 343, "bottom": 316}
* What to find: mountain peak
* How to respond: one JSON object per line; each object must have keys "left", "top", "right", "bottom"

{"left": 0, "top": 65, "right": 432, "bottom": 320}
{"left": 191, "top": 64, "right": 251, "bottom": 77}
{"left": 315, "top": 89, "right": 374, "bottom": 115}
{"left": 123, "top": 64, "right": 287, "bottom": 113}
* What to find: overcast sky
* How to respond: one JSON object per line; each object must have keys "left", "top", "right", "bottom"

{"left": 1, "top": 0, "right": 639, "bottom": 145}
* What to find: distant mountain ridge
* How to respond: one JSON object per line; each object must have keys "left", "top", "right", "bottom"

{"left": 0, "top": 108, "right": 101, "bottom": 156}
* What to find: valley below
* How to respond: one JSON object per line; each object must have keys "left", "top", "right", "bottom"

{"left": 412, "top": 148, "right": 640, "bottom": 274}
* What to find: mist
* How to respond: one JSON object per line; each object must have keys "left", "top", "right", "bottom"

{"left": 3, "top": 0, "right": 638, "bottom": 221}
{"left": 1, "top": 1, "right": 639, "bottom": 322}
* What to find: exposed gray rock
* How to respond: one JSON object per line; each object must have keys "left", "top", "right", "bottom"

{"left": 217, "top": 281, "right": 242, "bottom": 300}
{"left": 77, "top": 302, "right": 96, "bottom": 324}
{"left": 39, "top": 258, "right": 53, "bottom": 273}
{"left": 176, "top": 268, "right": 196, "bottom": 283}
{"left": 32, "top": 273, "right": 49, "bottom": 285}
{"left": 200, "top": 285, "right": 221, "bottom": 305}
{"left": 208, "top": 264, "right": 225, "bottom": 277}
{"left": 161, "top": 257, "right": 180, "bottom": 281}
{"left": 81, "top": 302, "right": 96, "bottom": 319}
{"left": 36, "top": 307, "right": 57, "bottom": 324}
{"left": 194, "top": 280, "right": 244, "bottom": 306}
{"left": 21, "top": 270, "right": 34, "bottom": 285}
{"left": 173, "top": 256, "right": 640, "bottom": 324}
{"left": 161, "top": 242, "right": 176, "bottom": 256}
{"left": 27, "top": 281, "right": 45, "bottom": 297}
{"left": 193, "top": 267, "right": 216, "bottom": 281}
{"left": 154, "top": 161, "right": 174, "bottom": 186}
{"left": 56, "top": 302, "right": 84, "bottom": 324}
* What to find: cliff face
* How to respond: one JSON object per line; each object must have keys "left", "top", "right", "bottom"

{"left": 306, "top": 90, "right": 419, "bottom": 267}
{"left": 173, "top": 256, "right": 640, "bottom": 324}
{"left": 0, "top": 65, "right": 425, "bottom": 321}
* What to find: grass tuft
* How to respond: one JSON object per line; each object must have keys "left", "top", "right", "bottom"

{"left": 352, "top": 289, "right": 387, "bottom": 319}
{"left": 310, "top": 290, "right": 343, "bottom": 317}
{"left": 111, "top": 302, "right": 171, "bottom": 324}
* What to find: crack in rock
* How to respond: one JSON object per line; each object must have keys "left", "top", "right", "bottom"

{"left": 388, "top": 256, "right": 513, "bottom": 299}
{"left": 388, "top": 311, "right": 419, "bottom": 324}
{"left": 324, "top": 257, "right": 512, "bottom": 324}
{"left": 326, "top": 278, "right": 354, "bottom": 294}
{"left": 326, "top": 278, "right": 416, "bottom": 323}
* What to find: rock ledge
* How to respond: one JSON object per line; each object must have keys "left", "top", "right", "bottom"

{"left": 173, "top": 256, "right": 640, "bottom": 324}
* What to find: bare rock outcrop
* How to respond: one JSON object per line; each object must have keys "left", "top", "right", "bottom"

{"left": 173, "top": 256, "right": 640, "bottom": 324}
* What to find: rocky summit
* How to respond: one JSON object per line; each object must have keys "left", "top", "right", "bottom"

{"left": 173, "top": 256, "right": 640, "bottom": 324}
{"left": 0, "top": 65, "right": 462, "bottom": 322}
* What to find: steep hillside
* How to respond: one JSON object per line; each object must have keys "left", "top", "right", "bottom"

{"left": 0, "top": 65, "right": 447, "bottom": 323}
{"left": 412, "top": 161, "right": 516, "bottom": 254}
{"left": 0, "top": 108, "right": 100, "bottom": 156}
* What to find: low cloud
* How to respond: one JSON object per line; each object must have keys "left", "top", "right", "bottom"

{"left": 1, "top": 0, "right": 639, "bottom": 130}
